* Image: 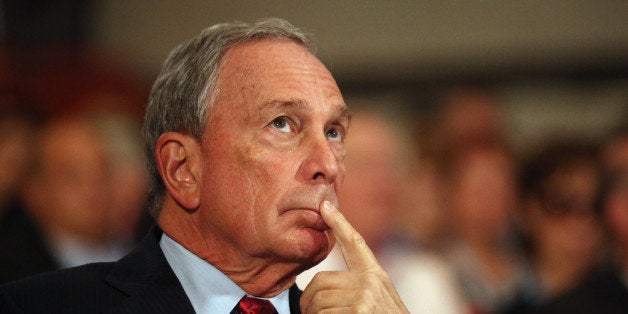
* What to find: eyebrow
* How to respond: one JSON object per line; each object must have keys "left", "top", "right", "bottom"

{"left": 339, "top": 107, "right": 352, "bottom": 124}
{"left": 259, "top": 99, "right": 351, "bottom": 123}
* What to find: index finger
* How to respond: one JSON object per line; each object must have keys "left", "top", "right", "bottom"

{"left": 320, "top": 201, "right": 380, "bottom": 272}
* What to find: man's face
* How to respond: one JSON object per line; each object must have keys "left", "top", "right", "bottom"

{"left": 197, "top": 39, "right": 348, "bottom": 266}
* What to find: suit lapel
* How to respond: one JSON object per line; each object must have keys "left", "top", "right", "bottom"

{"left": 103, "top": 227, "right": 195, "bottom": 314}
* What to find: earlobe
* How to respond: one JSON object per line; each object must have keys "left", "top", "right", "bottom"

{"left": 155, "top": 132, "right": 202, "bottom": 210}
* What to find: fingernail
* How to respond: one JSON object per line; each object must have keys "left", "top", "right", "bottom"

{"left": 323, "top": 201, "right": 335, "bottom": 213}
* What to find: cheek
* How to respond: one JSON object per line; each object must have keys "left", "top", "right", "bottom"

{"left": 212, "top": 144, "right": 293, "bottom": 218}
{"left": 239, "top": 150, "right": 289, "bottom": 192}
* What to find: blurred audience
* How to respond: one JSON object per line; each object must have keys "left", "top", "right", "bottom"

{"left": 90, "top": 111, "right": 151, "bottom": 245}
{"left": 296, "top": 108, "right": 465, "bottom": 313}
{"left": 21, "top": 114, "right": 125, "bottom": 265}
{"left": 413, "top": 86, "right": 510, "bottom": 250}
{"left": 395, "top": 148, "right": 445, "bottom": 250}
{"left": 425, "top": 86, "right": 508, "bottom": 157}
{"left": 0, "top": 104, "right": 47, "bottom": 283}
{"left": 602, "top": 124, "right": 628, "bottom": 173}
{"left": 2, "top": 11, "right": 150, "bottom": 281}
{"left": 523, "top": 128, "right": 628, "bottom": 313}
{"left": 504, "top": 140, "right": 605, "bottom": 313}
{"left": 439, "top": 141, "right": 525, "bottom": 314}
{"left": 531, "top": 166, "right": 628, "bottom": 313}
{"left": 0, "top": 112, "right": 149, "bottom": 283}
{"left": 0, "top": 104, "right": 39, "bottom": 219}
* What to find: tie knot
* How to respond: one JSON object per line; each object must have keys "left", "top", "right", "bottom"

{"left": 238, "top": 296, "right": 277, "bottom": 314}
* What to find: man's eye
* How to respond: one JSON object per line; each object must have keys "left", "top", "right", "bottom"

{"left": 326, "top": 127, "right": 342, "bottom": 141}
{"left": 271, "top": 117, "right": 291, "bottom": 133}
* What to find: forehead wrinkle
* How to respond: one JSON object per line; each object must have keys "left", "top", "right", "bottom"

{"left": 258, "top": 99, "right": 309, "bottom": 112}
{"left": 257, "top": 98, "right": 347, "bottom": 117}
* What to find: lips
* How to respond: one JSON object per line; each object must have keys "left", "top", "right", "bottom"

{"left": 278, "top": 189, "right": 338, "bottom": 230}
{"left": 281, "top": 206, "right": 329, "bottom": 231}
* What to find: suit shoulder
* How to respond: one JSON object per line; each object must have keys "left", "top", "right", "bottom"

{"left": 0, "top": 262, "right": 126, "bottom": 313}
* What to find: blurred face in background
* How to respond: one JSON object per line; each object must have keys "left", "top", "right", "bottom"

{"left": 93, "top": 113, "right": 149, "bottom": 242}
{"left": 337, "top": 113, "right": 403, "bottom": 250}
{"left": 604, "top": 134, "right": 628, "bottom": 172}
{"left": 603, "top": 176, "right": 628, "bottom": 262}
{"left": 0, "top": 114, "right": 36, "bottom": 205}
{"left": 448, "top": 146, "right": 517, "bottom": 243}
{"left": 25, "top": 118, "right": 111, "bottom": 242}
{"left": 107, "top": 157, "right": 147, "bottom": 239}
{"left": 524, "top": 161, "right": 603, "bottom": 266}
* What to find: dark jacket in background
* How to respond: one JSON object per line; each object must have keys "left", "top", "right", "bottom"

{"left": 534, "top": 268, "right": 628, "bottom": 314}
{"left": 0, "top": 204, "right": 58, "bottom": 283}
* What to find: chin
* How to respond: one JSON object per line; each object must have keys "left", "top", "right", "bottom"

{"left": 284, "top": 228, "right": 334, "bottom": 263}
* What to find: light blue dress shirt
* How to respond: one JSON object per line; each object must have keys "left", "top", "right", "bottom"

{"left": 160, "top": 233, "right": 290, "bottom": 313}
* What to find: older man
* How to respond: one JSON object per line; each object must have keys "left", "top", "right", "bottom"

{"left": 0, "top": 18, "right": 407, "bottom": 313}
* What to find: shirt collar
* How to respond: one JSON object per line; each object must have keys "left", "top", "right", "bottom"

{"left": 48, "top": 231, "right": 128, "bottom": 268}
{"left": 160, "top": 233, "right": 290, "bottom": 313}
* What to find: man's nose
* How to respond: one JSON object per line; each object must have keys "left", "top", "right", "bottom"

{"left": 299, "top": 134, "right": 339, "bottom": 185}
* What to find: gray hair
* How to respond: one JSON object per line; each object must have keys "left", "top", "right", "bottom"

{"left": 142, "top": 18, "right": 313, "bottom": 217}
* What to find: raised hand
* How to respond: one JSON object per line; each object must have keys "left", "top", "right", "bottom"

{"left": 300, "top": 201, "right": 409, "bottom": 313}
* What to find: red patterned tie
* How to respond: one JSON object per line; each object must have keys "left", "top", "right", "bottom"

{"left": 238, "top": 296, "right": 277, "bottom": 314}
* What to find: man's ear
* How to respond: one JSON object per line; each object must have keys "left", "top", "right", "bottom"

{"left": 155, "top": 132, "right": 202, "bottom": 210}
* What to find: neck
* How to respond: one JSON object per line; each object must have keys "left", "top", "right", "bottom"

{"left": 158, "top": 205, "right": 299, "bottom": 297}
{"left": 219, "top": 259, "right": 299, "bottom": 297}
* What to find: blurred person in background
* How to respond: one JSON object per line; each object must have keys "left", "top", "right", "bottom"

{"left": 412, "top": 85, "right": 510, "bottom": 251}
{"left": 522, "top": 127, "right": 628, "bottom": 313}
{"left": 297, "top": 108, "right": 465, "bottom": 313}
{"left": 0, "top": 104, "right": 39, "bottom": 220}
{"left": 0, "top": 113, "right": 130, "bottom": 283}
{"left": 396, "top": 117, "right": 446, "bottom": 251}
{"left": 602, "top": 124, "right": 628, "bottom": 173}
{"left": 425, "top": 86, "right": 508, "bottom": 157}
{"left": 90, "top": 110, "right": 152, "bottom": 246}
{"left": 439, "top": 141, "right": 525, "bottom": 314}
{"left": 0, "top": 102, "right": 44, "bottom": 283}
{"left": 395, "top": 145, "right": 446, "bottom": 251}
{"left": 529, "top": 166, "right": 628, "bottom": 313}
{"left": 504, "top": 141, "right": 605, "bottom": 313}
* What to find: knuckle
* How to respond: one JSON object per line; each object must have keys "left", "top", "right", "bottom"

{"left": 362, "top": 272, "right": 382, "bottom": 288}
{"left": 310, "top": 290, "right": 327, "bottom": 304}
{"left": 353, "top": 302, "right": 372, "bottom": 314}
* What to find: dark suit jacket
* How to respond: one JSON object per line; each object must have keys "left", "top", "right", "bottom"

{"left": 0, "top": 204, "right": 59, "bottom": 283}
{"left": 534, "top": 268, "right": 628, "bottom": 314}
{"left": 0, "top": 227, "right": 303, "bottom": 313}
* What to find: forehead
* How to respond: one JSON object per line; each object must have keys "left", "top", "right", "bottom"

{"left": 212, "top": 39, "right": 345, "bottom": 115}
